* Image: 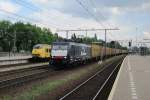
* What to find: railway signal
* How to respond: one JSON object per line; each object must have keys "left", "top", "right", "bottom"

{"left": 129, "top": 41, "right": 132, "bottom": 47}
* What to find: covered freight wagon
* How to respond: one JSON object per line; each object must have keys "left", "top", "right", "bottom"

{"left": 91, "top": 43, "right": 102, "bottom": 60}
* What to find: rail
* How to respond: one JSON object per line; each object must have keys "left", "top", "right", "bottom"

{"left": 59, "top": 57, "right": 123, "bottom": 100}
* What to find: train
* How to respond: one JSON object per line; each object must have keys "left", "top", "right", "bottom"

{"left": 50, "top": 41, "right": 127, "bottom": 67}
{"left": 31, "top": 44, "right": 51, "bottom": 61}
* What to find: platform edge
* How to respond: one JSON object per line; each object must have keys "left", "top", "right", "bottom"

{"left": 107, "top": 56, "right": 127, "bottom": 100}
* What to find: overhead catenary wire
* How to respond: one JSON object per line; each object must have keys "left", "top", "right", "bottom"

{"left": 75, "top": 0, "right": 105, "bottom": 28}
{"left": 86, "top": 0, "right": 110, "bottom": 28}
{"left": 74, "top": 0, "right": 120, "bottom": 44}
{"left": 88, "top": 0, "right": 114, "bottom": 28}
{"left": 14, "top": 0, "right": 72, "bottom": 29}
{"left": 0, "top": 0, "right": 69, "bottom": 30}
{"left": 14, "top": 0, "right": 39, "bottom": 12}
{"left": 87, "top": 0, "right": 118, "bottom": 40}
{"left": 0, "top": 8, "right": 64, "bottom": 29}
{"left": 18, "top": 0, "right": 106, "bottom": 29}
{"left": 15, "top": 0, "right": 117, "bottom": 34}
{"left": 0, "top": 9, "right": 46, "bottom": 27}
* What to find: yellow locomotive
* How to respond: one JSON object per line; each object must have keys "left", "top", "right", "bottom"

{"left": 31, "top": 44, "right": 51, "bottom": 61}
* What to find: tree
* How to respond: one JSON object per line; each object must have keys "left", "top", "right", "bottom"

{"left": 0, "top": 20, "right": 59, "bottom": 52}
{"left": 0, "top": 20, "right": 12, "bottom": 51}
{"left": 71, "top": 33, "right": 77, "bottom": 40}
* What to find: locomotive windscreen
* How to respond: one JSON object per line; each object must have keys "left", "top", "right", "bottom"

{"left": 51, "top": 42, "right": 69, "bottom": 57}
{"left": 52, "top": 45, "right": 68, "bottom": 50}
{"left": 52, "top": 42, "right": 69, "bottom": 50}
{"left": 33, "top": 44, "right": 42, "bottom": 49}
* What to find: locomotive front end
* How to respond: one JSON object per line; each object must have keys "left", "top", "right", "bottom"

{"left": 50, "top": 42, "right": 69, "bottom": 65}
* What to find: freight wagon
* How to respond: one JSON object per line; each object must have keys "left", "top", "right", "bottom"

{"left": 91, "top": 43, "right": 102, "bottom": 61}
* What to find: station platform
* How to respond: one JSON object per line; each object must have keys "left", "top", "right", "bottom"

{"left": 108, "top": 55, "right": 150, "bottom": 100}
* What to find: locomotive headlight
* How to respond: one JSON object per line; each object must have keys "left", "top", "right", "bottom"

{"left": 64, "top": 56, "right": 67, "bottom": 59}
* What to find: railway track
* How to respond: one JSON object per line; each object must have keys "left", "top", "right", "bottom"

{"left": 0, "top": 68, "right": 49, "bottom": 89}
{"left": 0, "top": 63, "right": 49, "bottom": 76}
{"left": 0, "top": 62, "right": 33, "bottom": 69}
{"left": 59, "top": 57, "right": 124, "bottom": 100}
{"left": 0, "top": 63, "right": 50, "bottom": 89}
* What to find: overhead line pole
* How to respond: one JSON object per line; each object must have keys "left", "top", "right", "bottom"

{"left": 103, "top": 29, "right": 120, "bottom": 60}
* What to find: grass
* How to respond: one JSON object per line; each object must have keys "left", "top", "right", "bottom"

{"left": 14, "top": 80, "right": 66, "bottom": 100}
{"left": 1, "top": 68, "right": 89, "bottom": 100}
{"left": 1, "top": 96, "right": 11, "bottom": 100}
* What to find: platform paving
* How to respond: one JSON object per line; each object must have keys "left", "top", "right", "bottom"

{"left": 108, "top": 55, "right": 150, "bottom": 100}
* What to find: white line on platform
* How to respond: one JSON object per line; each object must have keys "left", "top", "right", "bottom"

{"left": 128, "top": 56, "right": 139, "bottom": 100}
{"left": 132, "top": 95, "right": 138, "bottom": 99}
{"left": 131, "top": 89, "right": 136, "bottom": 93}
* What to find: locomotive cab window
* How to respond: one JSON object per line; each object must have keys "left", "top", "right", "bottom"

{"left": 52, "top": 44, "right": 68, "bottom": 50}
{"left": 33, "top": 45, "right": 42, "bottom": 49}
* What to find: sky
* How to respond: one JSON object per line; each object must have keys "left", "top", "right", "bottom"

{"left": 0, "top": 0, "right": 150, "bottom": 46}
